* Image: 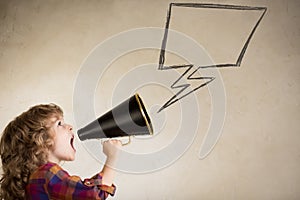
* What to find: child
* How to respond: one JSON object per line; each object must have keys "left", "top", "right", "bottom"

{"left": 0, "top": 103, "right": 121, "bottom": 200}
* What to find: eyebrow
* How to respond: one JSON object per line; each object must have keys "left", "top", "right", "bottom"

{"left": 49, "top": 116, "right": 64, "bottom": 124}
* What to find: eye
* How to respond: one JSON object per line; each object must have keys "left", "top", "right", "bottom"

{"left": 58, "top": 121, "right": 62, "bottom": 126}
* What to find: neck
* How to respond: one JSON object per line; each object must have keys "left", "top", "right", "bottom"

{"left": 47, "top": 153, "right": 61, "bottom": 164}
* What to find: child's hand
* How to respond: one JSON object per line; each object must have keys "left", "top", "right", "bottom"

{"left": 102, "top": 139, "right": 122, "bottom": 159}
{"left": 101, "top": 140, "right": 121, "bottom": 185}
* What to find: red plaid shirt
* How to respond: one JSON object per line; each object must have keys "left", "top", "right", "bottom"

{"left": 26, "top": 162, "right": 116, "bottom": 200}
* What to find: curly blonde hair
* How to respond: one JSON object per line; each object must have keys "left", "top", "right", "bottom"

{"left": 0, "top": 103, "right": 63, "bottom": 200}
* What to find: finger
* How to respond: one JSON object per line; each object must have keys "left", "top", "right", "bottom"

{"left": 109, "top": 139, "right": 119, "bottom": 143}
{"left": 101, "top": 139, "right": 111, "bottom": 145}
{"left": 114, "top": 139, "right": 122, "bottom": 145}
{"left": 109, "top": 139, "right": 122, "bottom": 147}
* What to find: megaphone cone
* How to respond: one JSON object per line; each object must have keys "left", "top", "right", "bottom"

{"left": 77, "top": 94, "right": 153, "bottom": 141}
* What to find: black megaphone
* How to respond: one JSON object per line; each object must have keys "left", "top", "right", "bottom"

{"left": 77, "top": 93, "right": 153, "bottom": 141}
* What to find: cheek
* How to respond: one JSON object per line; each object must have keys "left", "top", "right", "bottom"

{"left": 54, "top": 136, "right": 68, "bottom": 148}
{"left": 51, "top": 133, "right": 66, "bottom": 151}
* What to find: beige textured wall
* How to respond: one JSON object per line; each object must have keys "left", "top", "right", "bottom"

{"left": 0, "top": 0, "right": 299, "bottom": 199}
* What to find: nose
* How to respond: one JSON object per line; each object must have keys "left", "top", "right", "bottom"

{"left": 66, "top": 124, "right": 73, "bottom": 131}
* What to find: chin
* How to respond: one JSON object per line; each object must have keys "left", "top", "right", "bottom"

{"left": 64, "top": 154, "right": 75, "bottom": 161}
{"left": 68, "top": 155, "right": 75, "bottom": 161}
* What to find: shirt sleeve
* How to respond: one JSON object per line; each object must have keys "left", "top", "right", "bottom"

{"left": 46, "top": 164, "right": 116, "bottom": 200}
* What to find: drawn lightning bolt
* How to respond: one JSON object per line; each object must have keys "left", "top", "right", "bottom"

{"left": 157, "top": 64, "right": 214, "bottom": 113}
{"left": 158, "top": 3, "right": 267, "bottom": 113}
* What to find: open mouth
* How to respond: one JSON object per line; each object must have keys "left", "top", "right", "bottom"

{"left": 70, "top": 136, "right": 76, "bottom": 152}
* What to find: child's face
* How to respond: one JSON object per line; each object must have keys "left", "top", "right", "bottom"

{"left": 47, "top": 116, "right": 76, "bottom": 163}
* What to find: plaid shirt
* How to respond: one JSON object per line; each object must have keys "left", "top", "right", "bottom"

{"left": 26, "top": 162, "right": 116, "bottom": 200}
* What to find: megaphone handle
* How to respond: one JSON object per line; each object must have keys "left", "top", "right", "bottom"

{"left": 121, "top": 136, "right": 132, "bottom": 146}
{"left": 100, "top": 136, "right": 132, "bottom": 146}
